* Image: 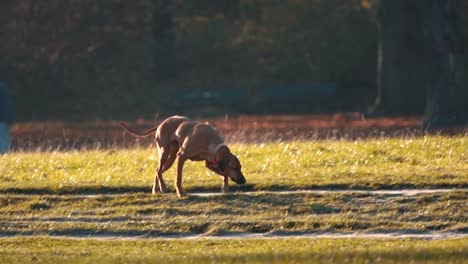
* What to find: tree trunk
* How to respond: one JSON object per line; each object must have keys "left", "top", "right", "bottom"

{"left": 372, "top": 0, "right": 426, "bottom": 115}
{"left": 374, "top": 0, "right": 467, "bottom": 128}
{"left": 422, "top": 0, "right": 467, "bottom": 129}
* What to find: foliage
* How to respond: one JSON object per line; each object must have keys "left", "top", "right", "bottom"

{"left": 0, "top": 0, "right": 378, "bottom": 120}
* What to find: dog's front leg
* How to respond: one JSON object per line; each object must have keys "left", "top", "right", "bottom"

{"left": 222, "top": 176, "right": 229, "bottom": 193}
{"left": 175, "top": 156, "right": 187, "bottom": 197}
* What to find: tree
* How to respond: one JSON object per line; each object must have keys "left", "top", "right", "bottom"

{"left": 372, "top": 0, "right": 467, "bottom": 128}
{"left": 421, "top": 0, "right": 467, "bottom": 128}
{"left": 372, "top": 0, "right": 426, "bottom": 115}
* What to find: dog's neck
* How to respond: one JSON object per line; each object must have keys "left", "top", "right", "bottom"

{"left": 210, "top": 143, "right": 228, "bottom": 163}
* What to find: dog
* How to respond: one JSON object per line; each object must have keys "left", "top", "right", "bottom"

{"left": 120, "top": 116, "right": 246, "bottom": 197}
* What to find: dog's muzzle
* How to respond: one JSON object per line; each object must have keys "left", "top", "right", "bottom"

{"left": 230, "top": 174, "right": 246, "bottom": 185}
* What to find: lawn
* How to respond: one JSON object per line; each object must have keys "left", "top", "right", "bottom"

{"left": 0, "top": 135, "right": 466, "bottom": 263}
{"left": 0, "top": 237, "right": 466, "bottom": 263}
{"left": 0, "top": 136, "right": 466, "bottom": 193}
{"left": 0, "top": 192, "right": 466, "bottom": 235}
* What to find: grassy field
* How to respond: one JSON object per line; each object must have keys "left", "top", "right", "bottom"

{"left": 0, "top": 237, "right": 466, "bottom": 263}
{"left": 0, "top": 135, "right": 467, "bottom": 262}
{"left": 0, "top": 191, "right": 466, "bottom": 235}
{"left": 1, "top": 136, "right": 467, "bottom": 193}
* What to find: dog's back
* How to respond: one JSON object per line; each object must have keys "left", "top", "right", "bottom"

{"left": 156, "top": 116, "right": 193, "bottom": 146}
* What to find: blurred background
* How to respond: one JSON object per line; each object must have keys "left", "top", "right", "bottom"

{"left": 0, "top": 0, "right": 467, "bottom": 125}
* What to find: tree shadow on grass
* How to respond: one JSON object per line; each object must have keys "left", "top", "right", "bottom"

{"left": 1, "top": 182, "right": 466, "bottom": 195}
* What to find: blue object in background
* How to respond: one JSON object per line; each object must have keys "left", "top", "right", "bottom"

{"left": 0, "top": 82, "right": 14, "bottom": 124}
{"left": 0, "top": 81, "right": 12, "bottom": 153}
{"left": 263, "top": 83, "right": 336, "bottom": 103}
{"left": 170, "top": 83, "right": 337, "bottom": 114}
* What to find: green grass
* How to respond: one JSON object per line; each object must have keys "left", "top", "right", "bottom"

{"left": 0, "top": 237, "right": 466, "bottom": 263}
{"left": 0, "top": 136, "right": 466, "bottom": 262}
{"left": 0, "top": 136, "right": 467, "bottom": 193}
{"left": 0, "top": 192, "right": 466, "bottom": 235}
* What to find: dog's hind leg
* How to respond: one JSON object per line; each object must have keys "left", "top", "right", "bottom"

{"left": 153, "top": 141, "right": 179, "bottom": 194}
{"left": 153, "top": 147, "right": 169, "bottom": 195}
{"left": 162, "top": 142, "right": 178, "bottom": 170}
{"left": 153, "top": 140, "right": 173, "bottom": 194}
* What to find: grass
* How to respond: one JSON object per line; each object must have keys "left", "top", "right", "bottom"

{"left": 0, "top": 135, "right": 466, "bottom": 262}
{"left": 0, "top": 192, "right": 466, "bottom": 235}
{"left": 0, "top": 136, "right": 467, "bottom": 193}
{"left": 0, "top": 237, "right": 466, "bottom": 263}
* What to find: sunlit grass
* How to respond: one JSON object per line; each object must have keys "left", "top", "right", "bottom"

{"left": 0, "top": 136, "right": 466, "bottom": 263}
{"left": 0, "top": 237, "right": 466, "bottom": 263}
{"left": 0, "top": 136, "right": 466, "bottom": 193}
{"left": 0, "top": 192, "right": 465, "bottom": 234}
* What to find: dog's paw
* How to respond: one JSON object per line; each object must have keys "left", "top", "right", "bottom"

{"left": 152, "top": 187, "right": 166, "bottom": 195}
{"left": 176, "top": 190, "right": 187, "bottom": 198}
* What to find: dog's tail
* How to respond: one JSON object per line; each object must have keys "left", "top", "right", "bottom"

{"left": 119, "top": 122, "right": 158, "bottom": 138}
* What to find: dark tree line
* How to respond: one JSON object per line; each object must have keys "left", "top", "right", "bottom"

{"left": 153, "top": 0, "right": 175, "bottom": 80}
{"left": 373, "top": 0, "right": 467, "bottom": 129}
{"left": 152, "top": 0, "right": 467, "bottom": 128}
{"left": 152, "top": 0, "right": 241, "bottom": 81}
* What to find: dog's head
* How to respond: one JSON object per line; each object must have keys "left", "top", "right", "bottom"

{"left": 215, "top": 147, "right": 246, "bottom": 185}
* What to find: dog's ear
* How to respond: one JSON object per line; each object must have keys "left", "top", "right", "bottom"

{"left": 205, "top": 161, "right": 223, "bottom": 175}
{"left": 217, "top": 158, "right": 229, "bottom": 173}
{"left": 215, "top": 147, "right": 231, "bottom": 173}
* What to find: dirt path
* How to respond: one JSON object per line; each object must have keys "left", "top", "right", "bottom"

{"left": 189, "top": 188, "right": 466, "bottom": 197}
{"left": 1, "top": 231, "right": 465, "bottom": 241}
{"left": 5, "top": 188, "right": 464, "bottom": 198}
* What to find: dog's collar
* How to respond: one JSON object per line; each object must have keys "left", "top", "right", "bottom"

{"left": 212, "top": 143, "right": 228, "bottom": 163}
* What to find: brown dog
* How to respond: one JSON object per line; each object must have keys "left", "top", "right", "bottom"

{"left": 120, "top": 116, "right": 246, "bottom": 197}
